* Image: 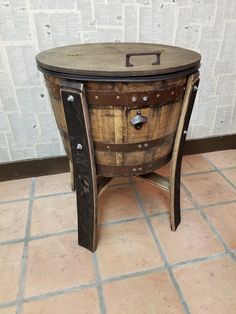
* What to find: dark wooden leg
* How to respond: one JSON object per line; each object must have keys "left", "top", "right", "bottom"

{"left": 61, "top": 84, "right": 97, "bottom": 252}
{"left": 170, "top": 155, "right": 182, "bottom": 230}
{"left": 169, "top": 73, "right": 200, "bottom": 230}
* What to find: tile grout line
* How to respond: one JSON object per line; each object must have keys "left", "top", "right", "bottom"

{"left": 23, "top": 283, "right": 96, "bottom": 304}
{"left": 203, "top": 155, "right": 236, "bottom": 190}
{"left": 29, "top": 228, "right": 78, "bottom": 241}
{"left": 34, "top": 191, "right": 74, "bottom": 199}
{"left": 92, "top": 253, "right": 107, "bottom": 314}
{"left": 0, "top": 238, "right": 25, "bottom": 247}
{"left": 199, "top": 199, "right": 236, "bottom": 209}
{"left": 182, "top": 169, "right": 217, "bottom": 177}
{"left": 0, "top": 230, "right": 78, "bottom": 248}
{"left": 0, "top": 198, "right": 30, "bottom": 205}
{"left": 100, "top": 207, "right": 195, "bottom": 228}
{"left": 101, "top": 266, "right": 166, "bottom": 284}
{"left": 217, "top": 165, "right": 236, "bottom": 171}
{"left": 181, "top": 182, "right": 236, "bottom": 263}
{"left": 15, "top": 177, "right": 36, "bottom": 314}
{"left": 202, "top": 155, "right": 224, "bottom": 172}
{"left": 171, "top": 251, "right": 228, "bottom": 269}
{"left": 217, "top": 169, "right": 236, "bottom": 190}
{"left": 0, "top": 301, "right": 17, "bottom": 310}
{"left": 130, "top": 179, "right": 191, "bottom": 314}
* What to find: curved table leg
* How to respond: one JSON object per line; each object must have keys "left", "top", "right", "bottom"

{"left": 136, "top": 73, "right": 200, "bottom": 232}
{"left": 61, "top": 84, "right": 98, "bottom": 252}
{"left": 169, "top": 73, "right": 200, "bottom": 230}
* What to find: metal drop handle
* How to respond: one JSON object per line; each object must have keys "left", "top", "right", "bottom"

{"left": 126, "top": 51, "right": 161, "bottom": 67}
{"left": 131, "top": 111, "right": 148, "bottom": 130}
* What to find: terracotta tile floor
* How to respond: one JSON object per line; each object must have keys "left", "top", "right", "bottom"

{"left": 0, "top": 150, "right": 236, "bottom": 314}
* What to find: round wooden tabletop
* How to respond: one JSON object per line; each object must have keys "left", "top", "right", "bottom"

{"left": 36, "top": 42, "right": 201, "bottom": 77}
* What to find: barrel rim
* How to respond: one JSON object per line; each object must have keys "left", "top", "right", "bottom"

{"left": 38, "top": 64, "right": 200, "bottom": 82}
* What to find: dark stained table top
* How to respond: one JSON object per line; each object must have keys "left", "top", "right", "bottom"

{"left": 36, "top": 42, "right": 201, "bottom": 77}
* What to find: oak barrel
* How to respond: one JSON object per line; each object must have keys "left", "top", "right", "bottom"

{"left": 36, "top": 43, "right": 201, "bottom": 177}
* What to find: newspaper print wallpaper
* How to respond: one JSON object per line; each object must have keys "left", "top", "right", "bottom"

{"left": 0, "top": 0, "right": 235, "bottom": 162}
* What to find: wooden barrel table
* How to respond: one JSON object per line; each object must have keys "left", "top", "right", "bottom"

{"left": 36, "top": 43, "right": 201, "bottom": 252}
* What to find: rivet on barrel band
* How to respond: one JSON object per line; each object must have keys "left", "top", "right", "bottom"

{"left": 138, "top": 144, "right": 142, "bottom": 149}
{"left": 131, "top": 96, "right": 137, "bottom": 102}
{"left": 143, "top": 96, "right": 148, "bottom": 101}
{"left": 116, "top": 95, "right": 120, "bottom": 100}
{"left": 156, "top": 93, "right": 160, "bottom": 98}
{"left": 95, "top": 95, "right": 98, "bottom": 99}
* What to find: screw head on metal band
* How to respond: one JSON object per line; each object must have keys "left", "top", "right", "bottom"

{"left": 77, "top": 143, "right": 83, "bottom": 150}
{"left": 131, "top": 96, "right": 137, "bottom": 102}
{"left": 143, "top": 96, "right": 148, "bottom": 101}
{"left": 67, "top": 95, "right": 74, "bottom": 102}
